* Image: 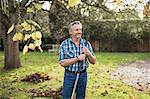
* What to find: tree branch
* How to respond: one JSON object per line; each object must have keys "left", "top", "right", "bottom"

{"left": 20, "top": 0, "right": 29, "bottom": 8}
{"left": 81, "top": 0, "right": 114, "bottom": 15}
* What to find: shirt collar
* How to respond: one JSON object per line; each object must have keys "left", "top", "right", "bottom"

{"left": 69, "top": 37, "right": 84, "bottom": 44}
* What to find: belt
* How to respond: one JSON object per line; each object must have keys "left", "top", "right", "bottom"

{"left": 65, "top": 69, "right": 86, "bottom": 74}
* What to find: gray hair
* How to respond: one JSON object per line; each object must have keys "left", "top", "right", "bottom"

{"left": 68, "top": 21, "right": 82, "bottom": 33}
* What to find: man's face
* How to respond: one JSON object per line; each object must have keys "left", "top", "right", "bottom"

{"left": 70, "top": 24, "right": 82, "bottom": 39}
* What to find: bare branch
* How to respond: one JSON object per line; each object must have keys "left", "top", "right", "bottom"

{"left": 20, "top": 0, "right": 29, "bottom": 8}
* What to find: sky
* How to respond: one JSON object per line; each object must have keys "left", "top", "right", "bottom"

{"left": 42, "top": 1, "right": 51, "bottom": 10}
{"left": 104, "top": 0, "right": 150, "bottom": 19}
{"left": 104, "top": 0, "right": 150, "bottom": 12}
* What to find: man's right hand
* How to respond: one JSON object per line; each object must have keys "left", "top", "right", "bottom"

{"left": 78, "top": 54, "right": 86, "bottom": 61}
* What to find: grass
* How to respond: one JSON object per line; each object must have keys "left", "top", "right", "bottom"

{"left": 0, "top": 51, "right": 150, "bottom": 99}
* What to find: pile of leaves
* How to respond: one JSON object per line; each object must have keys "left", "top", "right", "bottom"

{"left": 21, "top": 72, "right": 51, "bottom": 84}
{"left": 30, "top": 87, "right": 62, "bottom": 98}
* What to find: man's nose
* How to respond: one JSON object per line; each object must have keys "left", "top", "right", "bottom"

{"left": 78, "top": 30, "right": 82, "bottom": 33}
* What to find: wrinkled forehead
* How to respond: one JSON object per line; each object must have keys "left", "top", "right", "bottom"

{"left": 71, "top": 24, "right": 82, "bottom": 30}
{"left": 68, "top": 21, "right": 82, "bottom": 30}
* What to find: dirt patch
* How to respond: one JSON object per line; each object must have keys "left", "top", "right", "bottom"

{"left": 111, "top": 60, "right": 150, "bottom": 92}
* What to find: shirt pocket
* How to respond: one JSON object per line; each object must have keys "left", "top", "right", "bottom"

{"left": 65, "top": 50, "right": 75, "bottom": 59}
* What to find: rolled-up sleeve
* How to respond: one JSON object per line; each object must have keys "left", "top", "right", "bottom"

{"left": 59, "top": 43, "right": 65, "bottom": 62}
{"left": 87, "top": 42, "right": 95, "bottom": 56}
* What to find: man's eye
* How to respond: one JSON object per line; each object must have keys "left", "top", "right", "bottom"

{"left": 76, "top": 29, "right": 81, "bottom": 31}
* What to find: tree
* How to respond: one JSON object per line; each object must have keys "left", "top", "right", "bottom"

{"left": 0, "top": 0, "right": 83, "bottom": 69}
{"left": 0, "top": 0, "right": 48, "bottom": 69}
{"left": 0, "top": 0, "right": 23, "bottom": 69}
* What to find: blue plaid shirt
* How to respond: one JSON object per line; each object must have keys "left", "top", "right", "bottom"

{"left": 59, "top": 37, "right": 95, "bottom": 72}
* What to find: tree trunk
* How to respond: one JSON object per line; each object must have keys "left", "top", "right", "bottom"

{"left": 2, "top": 25, "right": 21, "bottom": 69}
{"left": 0, "top": 0, "right": 21, "bottom": 69}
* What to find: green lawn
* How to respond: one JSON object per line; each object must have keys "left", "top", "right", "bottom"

{"left": 0, "top": 51, "right": 150, "bottom": 99}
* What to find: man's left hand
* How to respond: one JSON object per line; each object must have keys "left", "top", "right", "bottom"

{"left": 82, "top": 47, "right": 91, "bottom": 56}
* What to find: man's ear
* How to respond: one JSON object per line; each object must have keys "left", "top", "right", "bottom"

{"left": 69, "top": 32, "right": 72, "bottom": 35}
{"left": 69, "top": 32, "right": 72, "bottom": 34}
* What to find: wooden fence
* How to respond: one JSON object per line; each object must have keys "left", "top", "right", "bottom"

{"left": 91, "top": 38, "right": 150, "bottom": 52}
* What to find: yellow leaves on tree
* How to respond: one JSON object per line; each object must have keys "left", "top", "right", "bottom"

{"left": 11, "top": 19, "right": 43, "bottom": 54}
{"left": 31, "top": 32, "right": 37, "bottom": 40}
{"left": 143, "top": 4, "right": 150, "bottom": 17}
{"left": 68, "top": 0, "right": 81, "bottom": 7}
{"left": 21, "top": 21, "right": 32, "bottom": 31}
{"left": 29, "top": 43, "right": 36, "bottom": 50}
{"left": 32, "top": 31, "right": 42, "bottom": 40}
{"left": 12, "top": 33, "right": 23, "bottom": 41}
{"left": 114, "top": 0, "right": 123, "bottom": 5}
{"left": 24, "top": 34, "right": 31, "bottom": 41}
{"left": 23, "top": 32, "right": 43, "bottom": 54}
{"left": 38, "top": 46, "right": 43, "bottom": 52}
{"left": 34, "top": 39, "right": 42, "bottom": 47}
{"left": 23, "top": 45, "right": 29, "bottom": 55}
{"left": 31, "top": 25, "right": 36, "bottom": 31}
{"left": 7, "top": 24, "right": 15, "bottom": 34}
{"left": 35, "top": 31, "right": 42, "bottom": 39}
{"left": 27, "top": 7, "right": 35, "bottom": 13}
{"left": 21, "top": 21, "right": 28, "bottom": 28}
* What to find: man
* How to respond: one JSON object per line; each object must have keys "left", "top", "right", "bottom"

{"left": 59, "top": 21, "right": 96, "bottom": 99}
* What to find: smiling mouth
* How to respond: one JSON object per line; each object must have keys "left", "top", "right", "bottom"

{"left": 76, "top": 33, "right": 82, "bottom": 35}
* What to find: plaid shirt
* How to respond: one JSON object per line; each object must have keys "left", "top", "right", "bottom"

{"left": 59, "top": 37, "right": 95, "bottom": 72}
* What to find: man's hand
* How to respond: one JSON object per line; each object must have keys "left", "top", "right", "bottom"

{"left": 78, "top": 54, "right": 86, "bottom": 61}
{"left": 82, "top": 47, "right": 91, "bottom": 56}
{"left": 82, "top": 46, "right": 96, "bottom": 64}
